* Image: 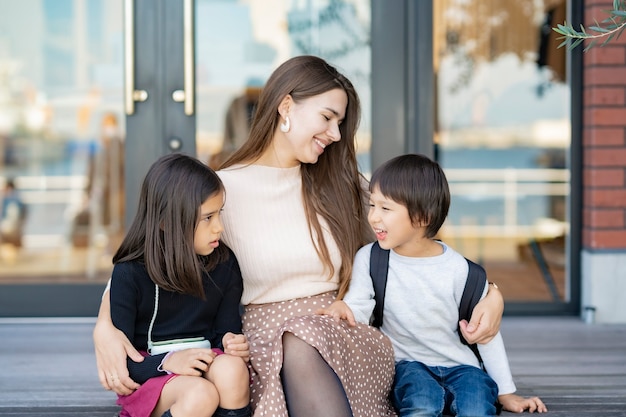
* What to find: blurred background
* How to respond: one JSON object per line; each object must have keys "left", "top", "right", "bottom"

{"left": 0, "top": 0, "right": 572, "bottom": 315}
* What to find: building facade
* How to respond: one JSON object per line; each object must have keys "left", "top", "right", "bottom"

{"left": 1, "top": 0, "right": 624, "bottom": 323}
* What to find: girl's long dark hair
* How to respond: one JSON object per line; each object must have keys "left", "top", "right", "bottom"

{"left": 221, "top": 55, "right": 369, "bottom": 299}
{"left": 113, "top": 153, "right": 228, "bottom": 298}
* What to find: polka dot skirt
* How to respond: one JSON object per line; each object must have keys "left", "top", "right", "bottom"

{"left": 243, "top": 292, "right": 397, "bottom": 417}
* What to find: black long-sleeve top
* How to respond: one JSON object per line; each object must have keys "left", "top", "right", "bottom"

{"left": 110, "top": 248, "right": 243, "bottom": 384}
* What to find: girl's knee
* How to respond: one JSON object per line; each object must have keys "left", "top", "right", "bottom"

{"left": 167, "top": 376, "right": 219, "bottom": 417}
{"left": 207, "top": 354, "right": 250, "bottom": 407}
{"left": 185, "top": 378, "right": 219, "bottom": 407}
{"left": 209, "top": 354, "right": 250, "bottom": 382}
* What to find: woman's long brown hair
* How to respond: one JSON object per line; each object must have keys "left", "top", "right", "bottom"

{"left": 221, "top": 55, "right": 370, "bottom": 298}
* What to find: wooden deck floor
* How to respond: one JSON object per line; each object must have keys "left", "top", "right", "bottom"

{"left": 0, "top": 316, "right": 624, "bottom": 416}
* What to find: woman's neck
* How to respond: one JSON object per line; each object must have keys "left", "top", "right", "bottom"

{"left": 255, "top": 138, "right": 299, "bottom": 168}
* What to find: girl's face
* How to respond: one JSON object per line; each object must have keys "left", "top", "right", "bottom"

{"left": 279, "top": 88, "right": 347, "bottom": 166}
{"left": 194, "top": 190, "right": 225, "bottom": 256}
{"left": 367, "top": 185, "right": 425, "bottom": 257}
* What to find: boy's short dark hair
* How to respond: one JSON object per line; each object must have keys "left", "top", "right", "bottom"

{"left": 369, "top": 153, "right": 450, "bottom": 238}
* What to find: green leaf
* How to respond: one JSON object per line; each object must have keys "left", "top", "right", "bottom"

{"left": 557, "top": 39, "right": 570, "bottom": 49}
{"left": 590, "top": 25, "right": 610, "bottom": 33}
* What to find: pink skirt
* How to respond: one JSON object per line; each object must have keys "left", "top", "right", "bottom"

{"left": 243, "top": 292, "right": 397, "bottom": 417}
{"left": 117, "top": 348, "right": 223, "bottom": 417}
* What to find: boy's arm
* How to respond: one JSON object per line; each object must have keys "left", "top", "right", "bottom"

{"left": 341, "top": 245, "right": 377, "bottom": 324}
{"left": 477, "top": 332, "right": 516, "bottom": 396}
{"left": 478, "top": 333, "right": 548, "bottom": 413}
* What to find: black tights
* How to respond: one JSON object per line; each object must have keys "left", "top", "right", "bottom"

{"left": 280, "top": 332, "right": 353, "bottom": 417}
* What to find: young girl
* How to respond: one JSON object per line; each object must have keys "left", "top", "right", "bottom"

{"left": 109, "top": 153, "right": 251, "bottom": 417}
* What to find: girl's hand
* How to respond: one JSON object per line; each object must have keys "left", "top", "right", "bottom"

{"left": 222, "top": 332, "right": 250, "bottom": 362}
{"left": 93, "top": 316, "right": 143, "bottom": 395}
{"left": 499, "top": 393, "right": 548, "bottom": 413}
{"left": 161, "top": 348, "right": 217, "bottom": 376}
{"left": 459, "top": 283, "right": 504, "bottom": 344}
{"left": 316, "top": 300, "right": 356, "bottom": 327}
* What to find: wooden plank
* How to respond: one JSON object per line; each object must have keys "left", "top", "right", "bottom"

{"left": 499, "top": 317, "right": 626, "bottom": 416}
{"left": 1, "top": 317, "right": 625, "bottom": 416}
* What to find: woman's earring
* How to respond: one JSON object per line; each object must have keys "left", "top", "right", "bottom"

{"left": 280, "top": 116, "right": 290, "bottom": 133}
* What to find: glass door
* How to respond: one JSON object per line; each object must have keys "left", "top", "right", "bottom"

{"left": 0, "top": 0, "right": 125, "bottom": 315}
{"left": 0, "top": 0, "right": 372, "bottom": 316}
{"left": 433, "top": 0, "right": 571, "bottom": 307}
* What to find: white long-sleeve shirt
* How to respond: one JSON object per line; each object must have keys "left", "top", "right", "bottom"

{"left": 344, "top": 241, "right": 517, "bottom": 395}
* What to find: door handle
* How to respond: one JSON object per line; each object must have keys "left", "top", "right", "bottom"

{"left": 172, "top": 0, "right": 195, "bottom": 116}
{"left": 124, "top": 0, "right": 148, "bottom": 115}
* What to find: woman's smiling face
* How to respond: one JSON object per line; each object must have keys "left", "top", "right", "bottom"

{"left": 279, "top": 88, "right": 347, "bottom": 166}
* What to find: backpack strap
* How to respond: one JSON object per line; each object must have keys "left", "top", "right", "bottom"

{"left": 369, "top": 243, "right": 488, "bottom": 365}
{"left": 458, "top": 258, "right": 488, "bottom": 367}
{"left": 369, "top": 241, "right": 390, "bottom": 328}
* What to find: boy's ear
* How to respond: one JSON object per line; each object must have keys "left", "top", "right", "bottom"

{"left": 278, "top": 94, "right": 293, "bottom": 118}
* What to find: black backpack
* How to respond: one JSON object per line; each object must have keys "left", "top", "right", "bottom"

{"left": 369, "top": 241, "right": 486, "bottom": 366}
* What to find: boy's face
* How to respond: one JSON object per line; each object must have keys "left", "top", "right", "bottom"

{"left": 368, "top": 185, "right": 425, "bottom": 257}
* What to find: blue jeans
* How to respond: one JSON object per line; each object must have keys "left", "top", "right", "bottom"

{"left": 393, "top": 360, "right": 498, "bottom": 417}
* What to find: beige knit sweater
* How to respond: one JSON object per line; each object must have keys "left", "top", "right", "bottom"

{"left": 218, "top": 164, "right": 341, "bottom": 305}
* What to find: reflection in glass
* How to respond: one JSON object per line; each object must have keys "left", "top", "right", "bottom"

{"left": 434, "top": 0, "right": 569, "bottom": 302}
{"left": 195, "top": 0, "right": 371, "bottom": 173}
{"left": 0, "top": 1, "right": 123, "bottom": 282}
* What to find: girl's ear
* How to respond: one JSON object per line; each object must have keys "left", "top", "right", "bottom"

{"left": 278, "top": 94, "right": 293, "bottom": 119}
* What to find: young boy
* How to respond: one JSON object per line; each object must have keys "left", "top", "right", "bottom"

{"left": 319, "top": 154, "right": 547, "bottom": 416}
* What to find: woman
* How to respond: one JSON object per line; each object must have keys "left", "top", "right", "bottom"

{"left": 94, "top": 55, "right": 504, "bottom": 417}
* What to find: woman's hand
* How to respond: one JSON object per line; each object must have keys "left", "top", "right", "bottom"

{"left": 499, "top": 393, "right": 548, "bottom": 413}
{"left": 316, "top": 300, "right": 356, "bottom": 327}
{"left": 93, "top": 289, "right": 143, "bottom": 395}
{"left": 161, "top": 348, "right": 217, "bottom": 376}
{"left": 222, "top": 332, "right": 250, "bottom": 362}
{"left": 459, "top": 283, "right": 504, "bottom": 344}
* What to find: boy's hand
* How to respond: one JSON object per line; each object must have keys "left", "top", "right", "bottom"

{"left": 316, "top": 300, "right": 356, "bottom": 326}
{"left": 162, "top": 348, "right": 216, "bottom": 376}
{"left": 222, "top": 332, "right": 250, "bottom": 362}
{"left": 498, "top": 393, "right": 548, "bottom": 413}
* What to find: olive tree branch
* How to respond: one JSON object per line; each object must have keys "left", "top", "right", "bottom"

{"left": 553, "top": 0, "right": 626, "bottom": 51}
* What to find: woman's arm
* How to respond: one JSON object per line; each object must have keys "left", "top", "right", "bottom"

{"left": 93, "top": 287, "right": 143, "bottom": 395}
{"left": 459, "top": 282, "right": 504, "bottom": 344}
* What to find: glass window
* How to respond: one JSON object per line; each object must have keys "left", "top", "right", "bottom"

{"left": 0, "top": 1, "right": 123, "bottom": 283}
{"left": 434, "top": 0, "right": 570, "bottom": 302}
{"left": 194, "top": 0, "right": 372, "bottom": 174}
